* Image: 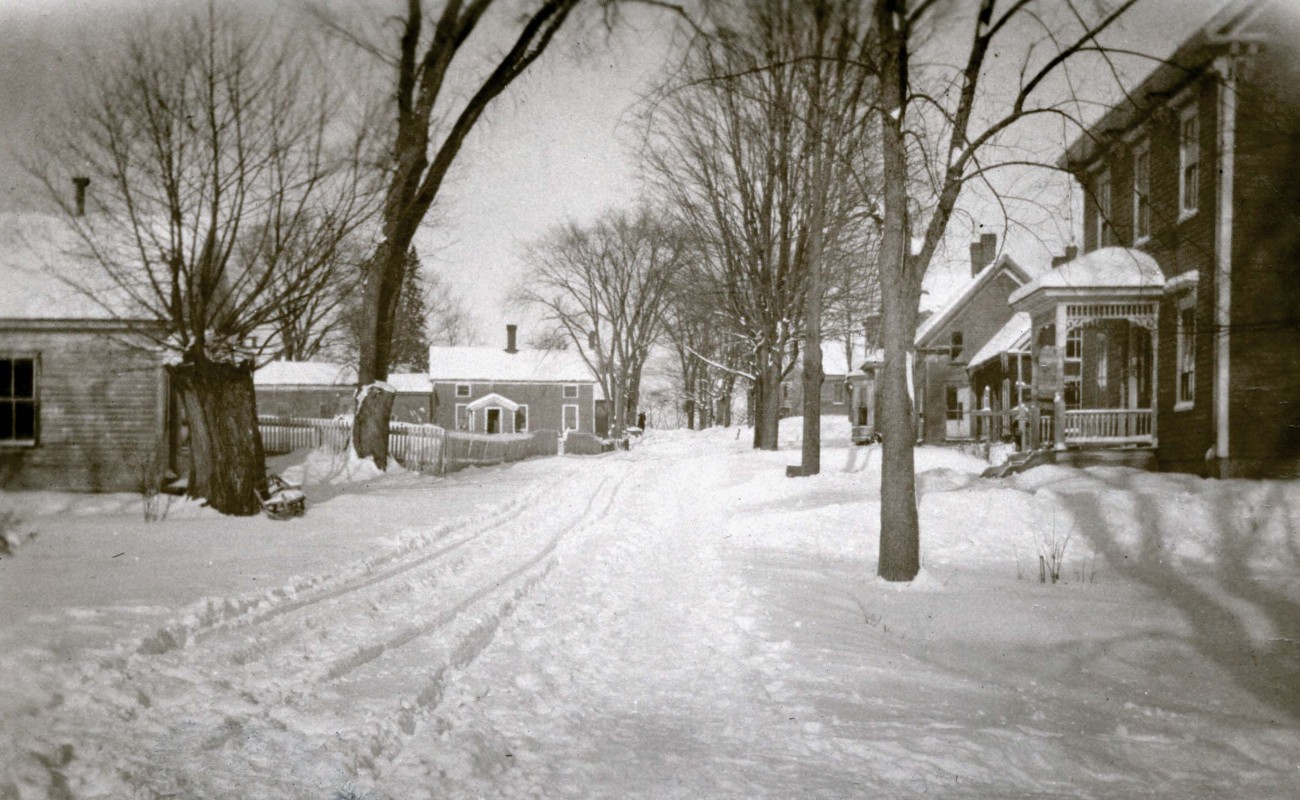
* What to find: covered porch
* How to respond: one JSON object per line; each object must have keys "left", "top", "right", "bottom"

{"left": 1008, "top": 248, "right": 1165, "bottom": 451}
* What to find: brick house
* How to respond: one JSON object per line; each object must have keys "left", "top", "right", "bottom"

{"left": 0, "top": 213, "right": 170, "bottom": 492}
{"left": 912, "top": 235, "right": 1035, "bottom": 444}
{"left": 1030, "top": 0, "right": 1300, "bottom": 477}
{"left": 428, "top": 326, "right": 598, "bottom": 436}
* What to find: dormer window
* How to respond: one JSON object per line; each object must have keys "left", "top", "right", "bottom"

{"left": 1179, "top": 105, "right": 1200, "bottom": 218}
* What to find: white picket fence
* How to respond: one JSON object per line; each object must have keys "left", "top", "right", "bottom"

{"left": 258, "top": 416, "right": 552, "bottom": 475}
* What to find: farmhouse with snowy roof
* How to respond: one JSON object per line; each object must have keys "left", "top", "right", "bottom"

{"left": 1014, "top": 0, "right": 1300, "bottom": 476}
{"left": 427, "top": 325, "right": 598, "bottom": 435}
{"left": 0, "top": 212, "right": 172, "bottom": 492}
{"left": 254, "top": 361, "right": 433, "bottom": 424}
{"left": 911, "top": 234, "right": 1036, "bottom": 444}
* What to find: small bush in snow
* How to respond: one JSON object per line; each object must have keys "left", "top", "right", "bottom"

{"left": 1036, "top": 514, "right": 1073, "bottom": 584}
{"left": 0, "top": 508, "right": 36, "bottom": 556}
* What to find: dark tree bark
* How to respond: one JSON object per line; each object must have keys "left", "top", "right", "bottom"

{"left": 168, "top": 359, "right": 265, "bottom": 517}
{"left": 349, "top": 0, "right": 582, "bottom": 467}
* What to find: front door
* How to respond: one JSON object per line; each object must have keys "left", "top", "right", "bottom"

{"left": 486, "top": 408, "right": 501, "bottom": 434}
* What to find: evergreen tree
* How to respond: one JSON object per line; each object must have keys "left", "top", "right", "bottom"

{"left": 388, "top": 248, "right": 432, "bottom": 373}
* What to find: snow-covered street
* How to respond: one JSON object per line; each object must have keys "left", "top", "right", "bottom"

{"left": 2, "top": 419, "right": 1299, "bottom": 798}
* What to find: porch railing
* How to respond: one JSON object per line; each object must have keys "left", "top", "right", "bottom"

{"left": 1063, "top": 409, "right": 1153, "bottom": 444}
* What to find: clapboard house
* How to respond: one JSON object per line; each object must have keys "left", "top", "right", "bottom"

{"left": 428, "top": 326, "right": 598, "bottom": 435}
{"left": 0, "top": 213, "right": 169, "bottom": 492}
{"left": 254, "top": 361, "right": 433, "bottom": 424}
{"left": 1037, "top": 0, "right": 1300, "bottom": 477}
{"left": 912, "top": 235, "right": 1035, "bottom": 444}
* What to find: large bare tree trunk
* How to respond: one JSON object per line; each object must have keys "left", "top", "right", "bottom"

{"left": 168, "top": 359, "right": 265, "bottom": 516}
{"left": 875, "top": 0, "right": 923, "bottom": 582}
{"left": 355, "top": 240, "right": 409, "bottom": 466}
{"left": 754, "top": 361, "right": 782, "bottom": 450}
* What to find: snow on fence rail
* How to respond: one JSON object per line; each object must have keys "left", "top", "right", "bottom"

{"left": 258, "top": 416, "right": 556, "bottom": 475}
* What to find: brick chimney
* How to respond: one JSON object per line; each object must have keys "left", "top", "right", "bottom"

{"left": 505, "top": 324, "right": 518, "bottom": 354}
{"left": 1051, "top": 245, "right": 1079, "bottom": 269}
{"left": 969, "top": 232, "right": 997, "bottom": 277}
{"left": 73, "top": 176, "right": 90, "bottom": 217}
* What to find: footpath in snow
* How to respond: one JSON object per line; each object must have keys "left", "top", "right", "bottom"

{"left": 1, "top": 418, "right": 1298, "bottom": 799}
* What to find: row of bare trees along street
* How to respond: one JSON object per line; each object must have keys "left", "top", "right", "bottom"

{"left": 37, "top": 0, "right": 1156, "bottom": 582}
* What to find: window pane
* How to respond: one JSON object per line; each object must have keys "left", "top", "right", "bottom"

{"left": 13, "top": 359, "right": 33, "bottom": 399}
{"left": 0, "top": 360, "right": 10, "bottom": 398}
{"left": 0, "top": 402, "right": 11, "bottom": 439}
{"left": 15, "top": 401, "right": 34, "bottom": 439}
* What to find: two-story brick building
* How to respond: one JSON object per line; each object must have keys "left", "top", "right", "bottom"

{"left": 1026, "top": 0, "right": 1300, "bottom": 477}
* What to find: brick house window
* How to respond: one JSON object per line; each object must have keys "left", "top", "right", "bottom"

{"left": 1095, "top": 170, "right": 1113, "bottom": 247}
{"left": 515, "top": 405, "right": 529, "bottom": 432}
{"left": 1132, "top": 139, "right": 1151, "bottom": 241}
{"left": 0, "top": 356, "right": 38, "bottom": 445}
{"left": 455, "top": 383, "right": 470, "bottom": 397}
{"left": 1179, "top": 105, "right": 1199, "bottom": 217}
{"left": 563, "top": 384, "right": 579, "bottom": 399}
{"left": 563, "top": 404, "right": 579, "bottom": 431}
{"left": 1176, "top": 293, "right": 1196, "bottom": 409}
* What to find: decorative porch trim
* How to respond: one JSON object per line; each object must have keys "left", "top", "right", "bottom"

{"left": 1063, "top": 302, "right": 1158, "bottom": 331}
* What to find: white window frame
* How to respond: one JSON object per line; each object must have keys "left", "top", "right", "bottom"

{"left": 515, "top": 404, "right": 529, "bottom": 433}
{"left": 455, "top": 383, "right": 471, "bottom": 398}
{"left": 833, "top": 382, "right": 845, "bottom": 405}
{"left": 1064, "top": 327, "right": 1084, "bottom": 410}
{"left": 1132, "top": 138, "right": 1151, "bottom": 243}
{"left": 562, "top": 384, "right": 579, "bottom": 399}
{"left": 1175, "top": 292, "right": 1197, "bottom": 410}
{"left": 1179, "top": 104, "right": 1200, "bottom": 220}
{"left": 454, "top": 403, "right": 469, "bottom": 430}
{"left": 562, "top": 403, "right": 579, "bottom": 432}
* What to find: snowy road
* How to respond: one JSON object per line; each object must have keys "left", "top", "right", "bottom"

{"left": 3, "top": 422, "right": 1299, "bottom": 798}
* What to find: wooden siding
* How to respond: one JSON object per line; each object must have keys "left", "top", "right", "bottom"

{"left": 0, "top": 328, "right": 165, "bottom": 492}
{"left": 431, "top": 381, "right": 597, "bottom": 435}
{"left": 255, "top": 386, "right": 433, "bottom": 425}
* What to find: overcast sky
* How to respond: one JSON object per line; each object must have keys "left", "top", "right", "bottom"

{"left": 0, "top": 0, "right": 1234, "bottom": 347}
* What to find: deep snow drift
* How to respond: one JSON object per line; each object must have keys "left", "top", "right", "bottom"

{"left": 1, "top": 419, "right": 1297, "bottom": 798}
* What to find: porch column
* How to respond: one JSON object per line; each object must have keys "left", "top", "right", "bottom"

{"left": 1150, "top": 316, "right": 1159, "bottom": 447}
{"left": 1054, "top": 304, "right": 1068, "bottom": 450}
{"left": 1028, "top": 326, "right": 1040, "bottom": 450}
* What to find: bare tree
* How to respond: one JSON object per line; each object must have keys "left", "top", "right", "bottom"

{"left": 426, "top": 271, "right": 480, "bottom": 347}
{"left": 644, "top": 0, "right": 877, "bottom": 453}
{"left": 517, "top": 206, "right": 690, "bottom": 436}
{"left": 36, "top": 10, "right": 374, "bottom": 514}
{"left": 662, "top": 263, "right": 746, "bottom": 429}
{"left": 317, "top": 0, "right": 587, "bottom": 468}
{"left": 862, "top": 0, "right": 1145, "bottom": 580}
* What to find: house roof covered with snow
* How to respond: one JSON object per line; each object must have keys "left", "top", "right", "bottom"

{"left": 1009, "top": 247, "right": 1166, "bottom": 307}
{"left": 966, "top": 312, "right": 1032, "bottom": 370}
{"left": 0, "top": 212, "right": 155, "bottom": 322}
{"left": 255, "top": 360, "right": 429, "bottom": 393}
{"left": 427, "top": 346, "right": 596, "bottom": 384}
{"left": 914, "top": 255, "right": 1035, "bottom": 348}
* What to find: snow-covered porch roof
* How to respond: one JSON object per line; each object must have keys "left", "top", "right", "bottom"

{"left": 466, "top": 392, "right": 520, "bottom": 413}
{"left": 967, "top": 312, "right": 1031, "bottom": 371}
{"left": 1009, "top": 247, "right": 1166, "bottom": 316}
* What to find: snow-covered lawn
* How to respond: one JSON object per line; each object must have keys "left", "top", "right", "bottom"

{"left": 2, "top": 417, "right": 1298, "bottom": 798}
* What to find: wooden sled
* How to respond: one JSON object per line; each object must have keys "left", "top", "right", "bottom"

{"left": 257, "top": 472, "right": 306, "bottom": 520}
